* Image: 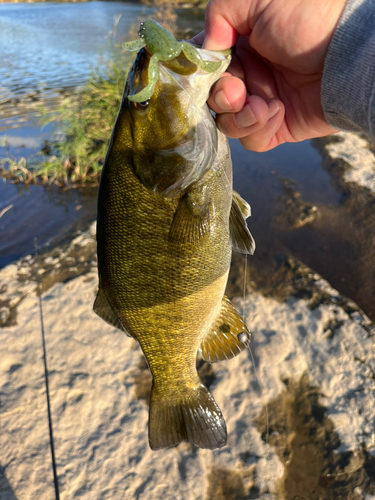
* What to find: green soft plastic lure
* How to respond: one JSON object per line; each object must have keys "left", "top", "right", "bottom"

{"left": 123, "top": 19, "right": 228, "bottom": 103}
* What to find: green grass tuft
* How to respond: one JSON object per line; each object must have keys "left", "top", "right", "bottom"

{"left": 0, "top": 46, "right": 130, "bottom": 187}
{"left": 38, "top": 48, "right": 131, "bottom": 186}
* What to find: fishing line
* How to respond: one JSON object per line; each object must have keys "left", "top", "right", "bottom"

{"left": 34, "top": 238, "right": 60, "bottom": 500}
{"left": 242, "top": 253, "right": 270, "bottom": 445}
{"left": 242, "top": 254, "right": 247, "bottom": 319}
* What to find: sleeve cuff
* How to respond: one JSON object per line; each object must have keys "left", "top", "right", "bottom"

{"left": 321, "top": 0, "right": 375, "bottom": 138}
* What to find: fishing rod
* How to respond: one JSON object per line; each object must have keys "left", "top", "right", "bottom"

{"left": 34, "top": 239, "right": 60, "bottom": 500}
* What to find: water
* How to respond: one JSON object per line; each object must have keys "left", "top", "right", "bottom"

{"left": 0, "top": 1, "right": 148, "bottom": 266}
{"left": 230, "top": 138, "right": 375, "bottom": 322}
{"left": 0, "top": 1, "right": 145, "bottom": 129}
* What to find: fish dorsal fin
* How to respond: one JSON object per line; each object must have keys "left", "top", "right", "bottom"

{"left": 93, "top": 288, "right": 132, "bottom": 337}
{"left": 200, "top": 296, "right": 251, "bottom": 363}
{"left": 230, "top": 191, "right": 256, "bottom": 255}
{"left": 169, "top": 192, "right": 210, "bottom": 245}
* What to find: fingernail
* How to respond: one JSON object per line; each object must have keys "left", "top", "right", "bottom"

{"left": 234, "top": 103, "right": 257, "bottom": 128}
{"left": 268, "top": 100, "right": 280, "bottom": 119}
{"left": 214, "top": 90, "right": 232, "bottom": 111}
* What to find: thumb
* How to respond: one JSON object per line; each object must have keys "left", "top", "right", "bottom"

{"left": 203, "top": 0, "right": 252, "bottom": 50}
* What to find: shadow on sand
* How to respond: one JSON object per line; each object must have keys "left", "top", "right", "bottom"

{"left": 0, "top": 467, "right": 17, "bottom": 500}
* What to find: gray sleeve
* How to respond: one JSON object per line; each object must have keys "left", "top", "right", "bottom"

{"left": 321, "top": 0, "right": 375, "bottom": 139}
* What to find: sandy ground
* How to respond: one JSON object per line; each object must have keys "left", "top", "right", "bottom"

{"left": 2, "top": 131, "right": 375, "bottom": 499}
{"left": 1, "top": 216, "right": 375, "bottom": 500}
{"left": 324, "top": 132, "right": 375, "bottom": 192}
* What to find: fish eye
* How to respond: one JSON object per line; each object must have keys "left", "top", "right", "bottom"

{"left": 134, "top": 99, "right": 150, "bottom": 111}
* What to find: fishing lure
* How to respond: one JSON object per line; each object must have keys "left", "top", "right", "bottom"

{"left": 123, "top": 19, "right": 224, "bottom": 103}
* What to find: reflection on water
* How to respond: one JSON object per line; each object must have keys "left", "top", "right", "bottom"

{"left": 0, "top": 2, "right": 146, "bottom": 129}
{"left": 0, "top": 182, "right": 98, "bottom": 268}
{"left": 0, "top": 120, "right": 97, "bottom": 268}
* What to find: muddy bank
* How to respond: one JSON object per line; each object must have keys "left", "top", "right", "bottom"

{"left": 310, "top": 133, "right": 375, "bottom": 322}
{"left": 227, "top": 132, "right": 375, "bottom": 324}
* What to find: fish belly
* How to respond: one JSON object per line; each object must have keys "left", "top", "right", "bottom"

{"left": 124, "top": 270, "right": 229, "bottom": 383}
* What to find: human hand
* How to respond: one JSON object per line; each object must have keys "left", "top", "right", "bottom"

{"left": 199, "top": 0, "right": 347, "bottom": 151}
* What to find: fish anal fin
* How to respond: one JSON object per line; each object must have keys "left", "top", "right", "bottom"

{"left": 200, "top": 296, "right": 251, "bottom": 363}
{"left": 93, "top": 288, "right": 132, "bottom": 337}
{"left": 149, "top": 381, "right": 226, "bottom": 450}
{"left": 169, "top": 192, "right": 210, "bottom": 245}
{"left": 230, "top": 193, "right": 256, "bottom": 255}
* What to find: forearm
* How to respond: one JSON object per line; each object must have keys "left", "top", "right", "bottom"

{"left": 322, "top": 0, "right": 375, "bottom": 139}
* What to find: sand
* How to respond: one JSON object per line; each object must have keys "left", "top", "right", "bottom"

{"left": 324, "top": 131, "right": 375, "bottom": 191}
{"left": 2, "top": 131, "right": 375, "bottom": 499}
{"left": 1, "top": 220, "right": 374, "bottom": 499}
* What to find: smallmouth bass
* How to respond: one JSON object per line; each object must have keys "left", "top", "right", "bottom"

{"left": 94, "top": 20, "right": 255, "bottom": 450}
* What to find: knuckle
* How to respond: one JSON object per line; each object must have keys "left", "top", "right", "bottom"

{"left": 240, "top": 135, "right": 271, "bottom": 152}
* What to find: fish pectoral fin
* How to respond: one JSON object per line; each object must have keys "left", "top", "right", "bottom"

{"left": 230, "top": 193, "right": 256, "bottom": 255}
{"left": 93, "top": 288, "right": 132, "bottom": 337}
{"left": 200, "top": 296, "right": 251, "bottom": 363}
{"left": 233, "top": 190, "right": 251, "bottom": 218}
{"left": 168, "top": 192, "right": 210, "bottom": 245}
{"left": 148, "top": 381, "right": 226, "bottom": 450}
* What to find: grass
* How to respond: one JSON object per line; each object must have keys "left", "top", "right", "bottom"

{"left": 1, "top": 47, "right": 130, "bottom": 187}
{"left": 0, "top": 0, "right": 198, "bottom": 187}
{"left": 40, "top": 47, "right": 130, "bottom": 187}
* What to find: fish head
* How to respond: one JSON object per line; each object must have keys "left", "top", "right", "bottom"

{"left": 122, "top": 45, "right": 231, "bottom": 198}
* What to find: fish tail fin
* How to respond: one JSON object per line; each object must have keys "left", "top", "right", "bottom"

{"left": 148, "top": 381, "right": 227, "bottom": 451}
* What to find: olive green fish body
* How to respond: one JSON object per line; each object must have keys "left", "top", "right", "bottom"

{"left": 95, "top": 26, "right": 255, "bottom": 450}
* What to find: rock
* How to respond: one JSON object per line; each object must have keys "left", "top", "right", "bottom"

{"left": 0, "top": 306, "right": 10, "bottom": 325}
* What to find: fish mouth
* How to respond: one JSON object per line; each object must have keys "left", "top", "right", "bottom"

{"left": 133, "top": 46, "right": 231, "bottom": 105}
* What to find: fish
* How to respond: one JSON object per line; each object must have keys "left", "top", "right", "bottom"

{"left": 94, "top": 20, "right": 255, "bottom": 451}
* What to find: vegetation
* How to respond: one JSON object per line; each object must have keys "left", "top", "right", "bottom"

{"left": 0, "top": 47, "right": 130, "bottom": 187}
{"left": 42, "top": 49, "right": 129, "bottom": 186}
{"left": 0, "top": 0, "right": 195, "bottom": 187}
